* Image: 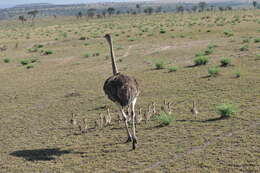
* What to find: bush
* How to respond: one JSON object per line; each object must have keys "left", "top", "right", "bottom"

{"left": 3, "top": 58, "right": 10, "bottom": 63}
{"left": 155, "top": 61, "right": 165, "bottom": 69}
{"left": 26, "top": 64, "right": 34, "bottom": 69}
{"left": 220, "top": 58, "right": 231, "bottom": 67}
{"left": 20, "top": 59, "right": 30, "bottom": 65}
{"left": 157, "top": 112, "right": 175, "bottom": 126}
{"left": 168, "top": 66, "right": 178, "bottom": 72}
{"left": 208, "top": 67, "right": 220, "bottom": 77}
{"left": 223, "top": 30, "right": 234, "bottom": 37}
{"left": 195, "top": 51, "right": 205, "bottom": 57}
{"left": 42, "top": 50, "right": 53, "bottom": 55}
{"left": 204, "top": 48, "right": 213, "bottom": 55}
{"left": 79, "top": 36, "right": 86, "bottom": 40}
{"left": 194, "top": 56, "right": 209, "bottom": 66}
{"left": 160, "top": 28, "right": 166, "bottom": 34}
{"left": 84, "top": 53, "right": 91, "bottom": 58}
{"left": 254, "top": 38, "right": 260, "bottom": 43}
{"left": 235, "top": 71, "right": 241, "bottom": 78}
{"left": 240, "top": 45, "right": 249, "bottom": 51}
{"left": 216, "top": 104, "right": 237, "bottom": 118}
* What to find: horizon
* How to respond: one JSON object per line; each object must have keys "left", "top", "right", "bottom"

{"left": 0, "top": 0, "right": 251, "bottom": 9}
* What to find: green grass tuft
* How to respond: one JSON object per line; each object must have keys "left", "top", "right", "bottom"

{"left": 157, "top": 112, "right": 175, "bottom": 126}
{"left": 216, "top": 104, "right": 237, "bottom": 118}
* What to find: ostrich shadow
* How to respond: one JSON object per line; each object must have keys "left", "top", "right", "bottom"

{"left": 10, "top": 148, "right": 72, "bottom": 161}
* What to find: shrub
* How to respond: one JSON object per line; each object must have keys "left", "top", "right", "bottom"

{"left": 84, "top": 53, "right": 91, "bottom": 58}
{"left": 168, "top": 66, "right": 178, "bottom": 72}
{"left": 42, "top": 50, "right": 53, "bottom": 55}
{"left": 208, "top": 44, "right": 217, "bottom": 49}
{"left": 27, "top": 48, "right": 38, "bottom": 52}
{"left": 194, "top": 56, "right": 209, "bottom": 66}
{"left": 256, "top": 54, "right": 260, "bottom": 60}
{"left": 242, "top": 38, "right": 250, "bottom": 43}
{"left": 26, "top": 64, "right": 34, "bottom": 69}
{"left": 3, "top": 58, "right": 10, "bottom": 63}
{"left": 30, "top": 58, "right": 38, "bottom": 63}
{"left": 235, "top": 71, "right": 241, "bottom": 78}
{"left": 223, "top": 30, "right": 234, "bottom": 37}
{"left": 216, "top": 104, "right": 237, "bottom": 118}
{"left": 204, "top": 48, "right": 213, "bottom": 55}
{"left": 20, "top": 59, "right": 30, "bottom": 65}
{"left": 157, "top": 112, "right": 175, "bottom": 126}
{"left": 254, "top": 38, "right": 260, "bottom": 43}
{"left": 195, "top": 51, "right": 205, "bottom": 57}
{"left": 240, "top": 45, "right": 249, "bottom": 51}
{"left": 220, "top": 58, "right": 231, "bottom": 67}
{"left": 160, "top": 28, "right": 166, "bottom": 34}
{"left": 155, "top": 61, "right": 165, "bottom": 69}
{"left": 208, "top": 67, "right": 220, "bottom": 77}
{"left": 84, "top": 42, "right": 89, "bottom": 46}
{"left": 79, "top": 36, "right": 86, "bottom": 40}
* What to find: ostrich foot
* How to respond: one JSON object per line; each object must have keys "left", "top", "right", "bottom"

{"left": 125, "top": 136, "right": 132, "bottom": 143}
{"left": 132, "top": 137, "right": 137, "bottom": 150}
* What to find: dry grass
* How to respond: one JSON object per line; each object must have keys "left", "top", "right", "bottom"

{"left": 0, "top": 10, "right": 260, "bottom": 172}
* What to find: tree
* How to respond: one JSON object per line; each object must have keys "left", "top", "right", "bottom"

{"left": 176, "top": 6, "right": 184, "bottom": 13}
{"left": 18, "top": 15, "right": 26, "bottom": 24}
{"left": 225, "top": 6, "right": 232, "bottom": 11}
{"left": 136, "top": 4, "right": 141, "bottom": 13}
{"left": 198, "top": 2, "right": 207, "bottom": 12}
{"left": 144, "top": 7, "right": 154, "bottom": 15}
{"left": 107, "top": 7, "right": 115, "bottom": 16}
{"left": 87, "top": 8, "right": 96, "bottom": 18}
{"left": 76, "top": 11, "right": 82, "bottom": 19}
{"left": 218, "top": 6, "right": 224, "bottom": 11}
{"left": 27, "top": 10, "right": 39, "bottom": 23}
{"left": 156, "top": 6, "right": 162, "bottom": 13}
{"left": 192, "top": 5, "right": 198, "bottom": 12}
{"left": 253, "top": 1, "right": 257, "bottom": 8}
{"left": 102, "top": 10, "right": 107, "bottom": 17}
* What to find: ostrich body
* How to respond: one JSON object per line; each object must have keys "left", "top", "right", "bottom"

{"left": 103, "top": 34, "right": 140, "bottom": 150}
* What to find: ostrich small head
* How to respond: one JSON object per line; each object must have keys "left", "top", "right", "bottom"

{"left": 104, "top": 34, "right": 112, "bottom": 42}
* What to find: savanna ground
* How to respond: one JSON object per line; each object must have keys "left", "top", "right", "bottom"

{"left": 0, "top": 10, "right": 259, "bottom": 173}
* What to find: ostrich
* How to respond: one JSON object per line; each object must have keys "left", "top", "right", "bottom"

{"left": 103, "top": 34, "right": 140, "bottom": 150}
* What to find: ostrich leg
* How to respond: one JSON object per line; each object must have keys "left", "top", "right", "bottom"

{"left": 131, "top": 98, "right": 137, "bottom": 150}
{"left": 119, "top": 106, "right": 132, "bottom": 143}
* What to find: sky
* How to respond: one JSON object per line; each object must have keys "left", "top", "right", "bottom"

{"left": 0, "top": 0, "right": 144, "bottom": 8}
{"left": 0, "top": 0, "right": 249, "bottom": 9}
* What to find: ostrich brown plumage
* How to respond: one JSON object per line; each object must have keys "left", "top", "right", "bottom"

{"left": 103, "top": 34, "right": 140, "bottom": 150}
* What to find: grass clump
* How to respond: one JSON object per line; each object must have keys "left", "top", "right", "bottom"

{"left": 254, "top": 38, "right": 260, "bottom": 43}
{"left": 20, "top": 59, "right": 30, "bottom": 65}
{"left": 3, "top": 58, "right": 10, "bottom": 63}
{"left": 84, "top": 53, "right": 91, "bottom": 58}
{"left": 155, "top": 61, "right": 165, "bottom": 70}
{"left": 208, "top": 67, "right": 220, "bottom": 77}
{"left": 195, "top": 51, "right": 205, "bottom": 57}
{"left": 26, "top": 64, "right": 34, "bottom": 69}
{"left": 220, "top": 57, "right": 231, "bottom": 67}
{"left": 223, "top": 30, "right": 234, "bottom": 37}
{"left": 235, "top": 71, "right": 241, "bottom": 78}
{"left": 157, "top": 112, "right": 175, "bottom": 126}
{"left": 240, "top": 45, "right": 249, "bottom": 51}
{"left": 204, "top": 48, "right": 213, "bottom": 55}
{"left": 168, "top": 66, "right": 178, "bottom": 72}
{"left": 194, "top": 56, "right": 209, "bottom": 66}
{"left": 42, "top": 50, "right": 53, "bottom": 55}
{"left": 216, "top": 104, "right": 237, "bottom": 118}
{"left": 160, "top": 28, "right": 166, "bottom": 34}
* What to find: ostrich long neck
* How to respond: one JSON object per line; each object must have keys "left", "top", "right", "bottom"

{"left": 108, "top": 38, "right": 118, "bottom": 75}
